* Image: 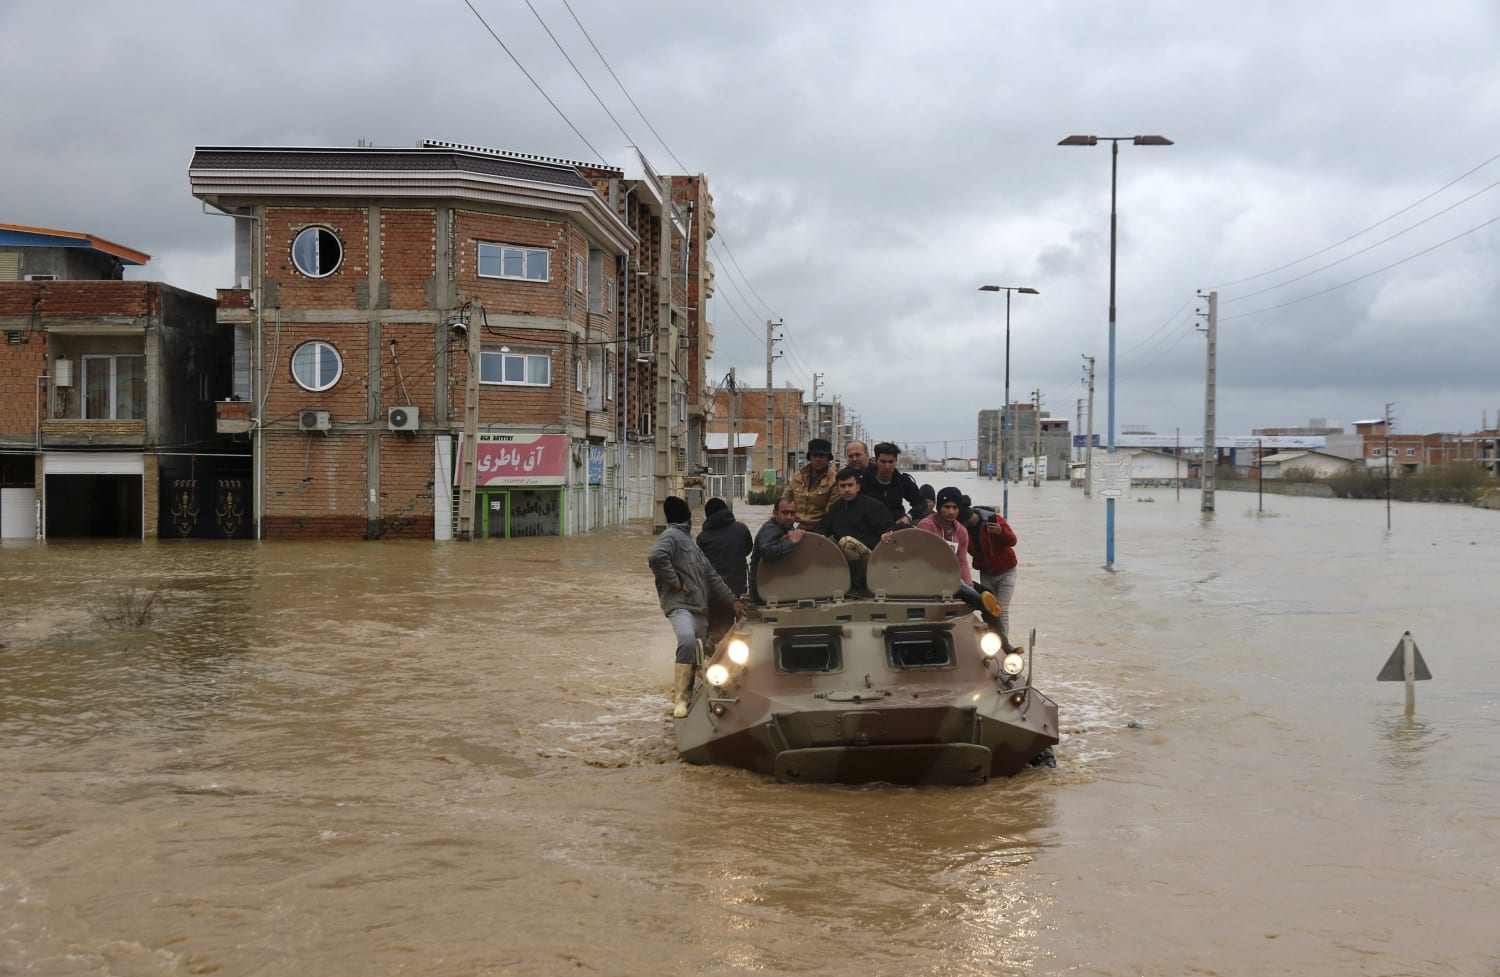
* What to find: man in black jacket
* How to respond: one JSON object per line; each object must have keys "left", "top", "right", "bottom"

{"left": 861, "top": 441, "right": 928, "bottom": 527}
{"left": 696, "top": 497, "right": 753, "bottom": 596}
{"left": 749, "top": 496, "right": 804, "bottom": 602}
{"left": 816, "top": 467, "right": 895, "bottom": 594}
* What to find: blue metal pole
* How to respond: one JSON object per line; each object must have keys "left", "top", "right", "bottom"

{"left": 1002, "top": 287, "right": 1011, "bottom": 518}
{"left": 1105, "top": 139, "right": 1118, "bottom": 571}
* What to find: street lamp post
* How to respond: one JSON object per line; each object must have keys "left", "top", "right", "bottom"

{"left": 978, "top": 284, "right": 1039, "bottom": 519}
{"left": 1058, "top": 133, "right": 1172, "bottom": 571}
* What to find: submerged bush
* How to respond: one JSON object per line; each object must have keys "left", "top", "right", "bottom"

{"left": 1325, "top": 463, "right": 1491, "bottom": 503}
{"left": 94, "top": 586, "right": 163, "bottom": 628}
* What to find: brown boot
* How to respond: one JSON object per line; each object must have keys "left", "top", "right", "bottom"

{"left": 671, "top": 663, "right": 694, "bottom": 719}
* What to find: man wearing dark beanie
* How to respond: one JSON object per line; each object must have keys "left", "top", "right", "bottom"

{"left": 648, "top": 496, "right": 745, "bottom": 718}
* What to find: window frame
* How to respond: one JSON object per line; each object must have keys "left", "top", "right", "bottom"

{"left": 477, "top": 242, "right": 551, "bottom": 283}
{"left": 290, "top": 340, "right": 344, "bottom": 392}
{"left": 81, "top": 353, "right": 146, "bottom": 420}
{"left": 290, "top": 226, "right": 344, "bottom": 279}
{"left": 478, "top": 348, "right": 551, "bottom": 387}
{"left": 773, "top": 627, "right": 844, "bottom": 673}
{"left": 883, "top": 626, "right": 956, "bottom": 670}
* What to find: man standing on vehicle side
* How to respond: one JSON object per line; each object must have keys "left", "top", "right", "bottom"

{"left": 861, "top": 441, "right": 928, "bottom": 527}
{"left": 649, "top": 496, "right": 745, "bottom": 718}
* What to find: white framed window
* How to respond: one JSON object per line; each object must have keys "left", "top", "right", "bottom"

{"left": 605, "top": 279, "right": 614, "bottom": 312}
{"left": 1372, "top": 448, "right": 1383, "bottom": 457}
{"left": 290, "top": 341, "right": 343, "bottom": 391}
{"left": 1406, "top": 447, "right": 1416, "bottom": 456}
{"left": 477, "top": 243, "right": 549, "bottom": 282}
{"left": 587, "top": 349, "right": 604, "bottom": 411}
{"left": 606, "top": 354, "right": 614, "bottom": 402}
{"left": 82, "top": 354, "right": 145, "bottom": 419}
{"left": 479, "top": 349, "right": 550, "bottom": 386}
{"left": 575, "top": 256, "right": 585, "bottom": 293}
{"left": 291, "top": 227, "right": 343, "bottom": 278}
{"left": 576, "top": 358, "right": 584, "bottom": 393}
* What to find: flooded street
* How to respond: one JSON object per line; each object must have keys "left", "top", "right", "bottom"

{"left": 3, "top": 477, "right": 1498, "bottom": 976}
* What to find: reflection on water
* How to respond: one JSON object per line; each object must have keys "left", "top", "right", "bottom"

{"left": 3, "top": 483, "right": 1499, "bottom": 975}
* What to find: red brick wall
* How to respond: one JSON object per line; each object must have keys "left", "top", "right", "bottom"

{"left": 453, "top": 210, "right": 572, "bottom": 318}
{"left": 380, "top": 209, "right": 436, "bottom": 310}
{"left": 0, "top": 324, "right": 47, "bottom": 438}
{"left": 263, "top": 431, "right": 368, "bottom": 539}
{"left": 263, "top": 321, "right": 370, "bottom": 425}
{"left": 376, "top": 433, "right": 435, "bottom": 538}
{"left": 266, "top": 207, "right": 369, "bottom": 309}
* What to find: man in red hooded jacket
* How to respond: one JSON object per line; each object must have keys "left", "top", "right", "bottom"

{"left": 962, "top": 499, "right": 1018, "bottom": 652}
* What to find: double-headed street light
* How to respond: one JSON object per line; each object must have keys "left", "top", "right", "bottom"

{"left": 978, "top": 284, "right": 1039, "bottom": 519}
{"left": 1058, "top": 133, "right": 1173, "bottom": 571}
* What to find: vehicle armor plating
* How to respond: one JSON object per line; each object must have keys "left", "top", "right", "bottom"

{"left": 673, "top": 528, "right": 1059, "bottom": 785}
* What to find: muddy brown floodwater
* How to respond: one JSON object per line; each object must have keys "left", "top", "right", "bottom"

{"left": 3, "top": 477, "right": 1498, "bottom": 976}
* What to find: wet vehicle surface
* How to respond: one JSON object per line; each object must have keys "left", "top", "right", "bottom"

{"left": 675, "top": 529, "right": 1058, "bottom": 784}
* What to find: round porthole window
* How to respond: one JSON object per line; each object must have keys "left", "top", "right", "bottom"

{"left": 291, "top": 226, "right": 343, "bottom": 278}
{"left": 291, "top": 340, "right": 342, "bottom": 391}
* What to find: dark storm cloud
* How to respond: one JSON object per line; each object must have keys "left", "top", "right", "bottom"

{"left": 4, "top": 0, "right": 1498, "bottom": 445}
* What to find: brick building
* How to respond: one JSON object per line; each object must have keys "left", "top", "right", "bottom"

{"left": 0, "top": 224, "right": 235, "bottom": 539}
{"left": 706, "top": 384, "right": 808, "bottom": 490}
{"left": 188, "top": 141, "right": 642, "bottom": 539}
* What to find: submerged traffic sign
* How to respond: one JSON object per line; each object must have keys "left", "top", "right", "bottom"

{"left": 1377, "top": 632, "right": 1432, "bottom": 682}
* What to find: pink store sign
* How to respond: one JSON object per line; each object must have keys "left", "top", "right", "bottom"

{"left": 457, "top": 433, "right": 569, "bottom": 486}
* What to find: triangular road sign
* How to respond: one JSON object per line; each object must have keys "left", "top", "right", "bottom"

{"left": 1377, "top": 635, "right": 1432, "bottom": 682}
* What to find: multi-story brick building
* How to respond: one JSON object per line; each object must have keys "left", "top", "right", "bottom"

{"left": 189, "top": 141, "right": 657, "bottom": 539}
{"left": 0, "top": 224, "right": 235, "bottom": 539}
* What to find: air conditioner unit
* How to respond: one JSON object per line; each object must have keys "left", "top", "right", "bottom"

{"left": 298, "top": 409, "right": 331, "bottom": 431}
{"left": 387, "top": 405, "right": 420, "bottom": 431}
{"left": 635, "top": 331, "right": 653, "bottom": 360}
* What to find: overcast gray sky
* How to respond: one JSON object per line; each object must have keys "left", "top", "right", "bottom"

{"left": 5, "top": 0, "right": 1498, "bottom": 452}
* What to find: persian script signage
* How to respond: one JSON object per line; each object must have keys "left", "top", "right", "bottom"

{"left": 461, "top": 433, "right": 569, "bottom": 487}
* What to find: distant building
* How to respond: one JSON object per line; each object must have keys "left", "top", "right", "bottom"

{"left": 1258, "top": 450, "right": 1355, "bottom": 480}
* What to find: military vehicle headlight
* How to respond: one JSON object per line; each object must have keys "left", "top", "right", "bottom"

{"left": 1001, "top": 653, "right": 1025, "bottom": 676}
{"left": 705, "top": 663, "right": 731, "bottom": 687}
{"left": 727, "top": 639, "right": 750, "bottom": 665}
{"left": 979, "top": 632, "right": 1002, "bottom": 657}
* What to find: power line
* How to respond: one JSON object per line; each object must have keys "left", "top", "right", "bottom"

{"left": 1205, "top": 147, "right": 1500, "bottom": 290}
{"left": 459, "top": 0, "right": 605, "bottom": 161}
{"left": 558, "top": 0, "right": 692, "bottom": 175}
{"left": 1221, "top": 211, "right": 1500, "bottom": 322}
{"left": 1220, "top": 174, "right": 1500, "bottom": 306}
{"left": 519, "top": 0, "right": 635, "bottom": 146}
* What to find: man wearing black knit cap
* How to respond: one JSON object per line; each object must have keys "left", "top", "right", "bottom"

{"left": 648, "top": 496, "right": 745, "bottom": 718}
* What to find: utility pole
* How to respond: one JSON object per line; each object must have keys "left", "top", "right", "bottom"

{"left": 1032, "top": 389, "right": 1043, "bottom": 487}
{"left": 1199, "top": 290, "right": 1218, "bottom": 513}
{"left": 765, "top": 319, "right": 781, "bottom": 487}
{"left": 654, "top": 175, "right": 673, "bottom": 528}
{"left": 1385, "top": 402, "right": 1395, "bottom": 530}
{"left": 1175, "top": 427, "right": 1181, "bottom": 502}
{"left": 726, "top": 368, "right": 738, "bottom": 502}
{"left": 1082, "top": 355, "right": 1095, "bottom": 498}
{"left": 812, "top": 372, "right": 824, "bottom": 449}
{"left": 456, "top": 300, "right": 481, "bottom": 540}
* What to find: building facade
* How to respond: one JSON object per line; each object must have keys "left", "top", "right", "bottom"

{"left": 189, "top": 141, "right": 664, "bottom": 539}
{"left": 1, "top": 225, "right": 235, "bottom": 539}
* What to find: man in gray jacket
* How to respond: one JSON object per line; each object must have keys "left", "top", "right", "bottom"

{"left": 648, "top": 495, "right": 745, "bottom": 717}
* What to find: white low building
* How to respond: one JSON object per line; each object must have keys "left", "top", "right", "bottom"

{"left": 1258, "top": 449, "right": 1354, "bottom": 480}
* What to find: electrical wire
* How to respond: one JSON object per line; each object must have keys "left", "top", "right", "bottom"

{"left": 460, "top": 0, "right": 605, "bottom": 162}
{"left": 1220, "top": 211, "right": 1500, "bottom": 323}
{"left": 1205, "top": 147, "right": 1500, "bottom": 290}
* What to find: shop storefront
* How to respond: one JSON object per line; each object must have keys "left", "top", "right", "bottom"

{"left": 470, "top": 433, "right": 566, "bottom": 538}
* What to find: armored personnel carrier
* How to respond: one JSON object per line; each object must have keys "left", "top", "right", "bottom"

{"left": 673, "top": 528, "right": 1058, "bottom": 785}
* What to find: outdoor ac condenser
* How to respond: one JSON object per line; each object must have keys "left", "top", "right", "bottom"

{"left": 53, "top": 359, "right": 73, "bottom": 387}
{"left": 298, "top": 410, "right": 331, "bottom": 431}
{"left": 387, "top": 405, "right": 419, "bottom": 431}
